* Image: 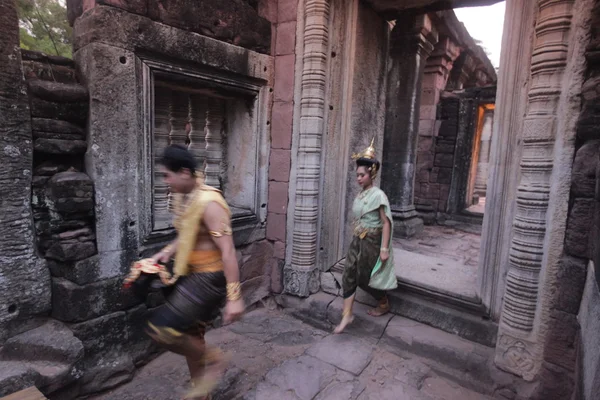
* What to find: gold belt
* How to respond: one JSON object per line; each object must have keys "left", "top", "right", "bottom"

{"left": 188, "top": 250, "right": 224, "bottom": 273}
{"left": 353, "top": 226, "right": 382, "bottom": 239}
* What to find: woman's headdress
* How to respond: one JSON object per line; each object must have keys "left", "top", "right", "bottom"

{"left": 352, "top": 138, "right": 379, "bottom": 179}
{"left": 351, "top": 138, "right": 376, "bottom": 160}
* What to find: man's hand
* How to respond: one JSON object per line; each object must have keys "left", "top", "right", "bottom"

{"left": 150, "top": 251, "right": 170, "bottom": 264}
{"left": 223, "top": 298, "right": 245, "bottom": 324}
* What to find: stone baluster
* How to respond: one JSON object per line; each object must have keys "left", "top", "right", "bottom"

{"left": 154, "top": 87, "right": 172, "bottom": 229}
{"left": 169, "top": 92, "right": 189, "bottom": 145}
{"left": 381, "top": 15, "right": 438, "bottom": 237}
{"left": 495, "top": 0, "right": 575, "bottom": 381}
{"left": 205, "top": 99, "right": 225, "bottom": 188}
{"left": 188, "top": 95, "right": 208, "bottom": 170}
{"left": 283, "top": 0, "right": 331, "bottom": 297}
{"left": 474, "top": 110, "right": 493, "bottom": 198}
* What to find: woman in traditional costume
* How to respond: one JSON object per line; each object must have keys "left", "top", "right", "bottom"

{"left": 334, "top": 140, "right": 398, "bottom": 334}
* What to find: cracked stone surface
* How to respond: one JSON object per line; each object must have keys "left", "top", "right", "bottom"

{"left": 89, "top": 308, "right": 492, "bottom": 400}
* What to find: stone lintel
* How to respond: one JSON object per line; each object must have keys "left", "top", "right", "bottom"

{"left": 73, "top": 5, "right": 273, "bottom": 85}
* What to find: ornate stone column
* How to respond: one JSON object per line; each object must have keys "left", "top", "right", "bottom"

{"left": 495, "top": 0, "right": 575, "bottom": 381}
{"left": 474, "top": 110, "right": 493, "bottom": 198}
{"left": 284, "top": 0, "right": 331, "bottom": 297}
{"left": 414, "top": 37, "right": 459, "bottom": 217}
{"left": 382, "top": 15, "right": 438, "bottom": 238}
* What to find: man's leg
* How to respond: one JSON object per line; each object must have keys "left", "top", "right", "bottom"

{"left": 146, "top": 306, "right": 220, "bottom": 400}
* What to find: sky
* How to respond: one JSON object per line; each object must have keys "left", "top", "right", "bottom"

{"left": 454, "top": 1, "right": 506, "bottom": 68}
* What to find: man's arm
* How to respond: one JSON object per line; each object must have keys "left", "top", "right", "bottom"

{"left": 203, "top": 201, "right": 245, "bottom": 322}
{"left": 151, "top": 238, "right": 178, "bottom": 263}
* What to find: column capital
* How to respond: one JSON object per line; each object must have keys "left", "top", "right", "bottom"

{"left": 390, "top": 14, "right": 439, "bottom": 58}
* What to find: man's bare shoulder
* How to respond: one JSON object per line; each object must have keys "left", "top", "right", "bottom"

{"left": 203, "top": 201, "right": 229, "bottom": 221}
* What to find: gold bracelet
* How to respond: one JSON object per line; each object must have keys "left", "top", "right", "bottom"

{"left": 380, "top": 247, "right": 389, "bottom": 253}
{"left": 226, "top": 282, "right": 242, "bottom": 302}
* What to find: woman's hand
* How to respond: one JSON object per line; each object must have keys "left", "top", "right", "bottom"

{"left": 380, "top": 248, "right": 390, "bottom": 262}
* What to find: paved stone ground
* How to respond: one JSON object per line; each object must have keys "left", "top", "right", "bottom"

{"left": 87, "top": 308, "right": 492, "bottom": 400}
{"left": 393, "top": 225, "right": 481, "bottom": 268}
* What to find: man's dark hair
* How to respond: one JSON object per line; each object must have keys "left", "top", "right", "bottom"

{"left": 160, "top": 144, "right": 197, "bottom": 175}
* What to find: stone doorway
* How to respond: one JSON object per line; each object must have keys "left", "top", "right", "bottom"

{"left": 384, "top": 2, "right": 504, "bottom": 313}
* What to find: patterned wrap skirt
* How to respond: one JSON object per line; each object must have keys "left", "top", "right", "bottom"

{"left": 341, "top": 232, "right": 385, "bottom": 300}
{"left": 148, "top": 270, "right": 226, "bottom": 336}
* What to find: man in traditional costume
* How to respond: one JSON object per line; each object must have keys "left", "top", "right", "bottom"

{"left": 334, "top": 140, "right": 398, "bottom": 334}
{"left": 126, "top": 144, "right": 244, "bottom": 399}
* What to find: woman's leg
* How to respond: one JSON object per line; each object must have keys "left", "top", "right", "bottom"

{"left": 334, "top": 292, "right": 356, "bottom": 334}
{"left": 357, "top": 235, "right": 390, "bottom": 317}
{"left": 335, "top": 238, "right": 360, "bottom": 334}
{"left": 366, "top": 289, "right": 390, "bottom": 317}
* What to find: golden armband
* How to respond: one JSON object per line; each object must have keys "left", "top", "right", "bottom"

{"left": 209, "top": 221, "right": 233, "bottom": 238}
{"left": 226, "top": 282, "right": 242, "bottom": 302}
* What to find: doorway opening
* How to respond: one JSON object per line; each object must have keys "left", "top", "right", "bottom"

{"left": 392, "top": 2, "right": 505, "bottom": 308}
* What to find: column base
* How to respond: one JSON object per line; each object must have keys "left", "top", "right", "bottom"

{"left": 392, "top": 207, "right": 424, "bottom": 238}
{"left": 283, "top": 265, "right": 321, "bottom": 297}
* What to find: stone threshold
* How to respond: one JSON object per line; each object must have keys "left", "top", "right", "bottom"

{"left": 275, "top": 292, "right": 531, "bottom": 398}
{"left": 322, "top": 269, "right": 497, "bottom": 347}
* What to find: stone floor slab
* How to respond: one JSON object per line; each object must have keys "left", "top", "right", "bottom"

{"left": 306, "top": 334, "right": 375, "bottom": 375}
{"left": 89, "top": 308, "right": 496, "bottom": 400}
{"left": 259, "top": 355, "right": 338, "bottom": 400}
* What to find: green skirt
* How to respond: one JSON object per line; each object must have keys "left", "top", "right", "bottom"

{"left": 342, "top": 232, "right": 386, "bottom": 300}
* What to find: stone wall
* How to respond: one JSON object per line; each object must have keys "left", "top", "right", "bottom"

{"left": 262, "top": 0, "right": 297, "bottom": 293}
{"left": 0, "top": 0, "right": 278, "bottom": 397}
{"left": 67, "top": 0, "right": 271, "bottom": 54}
{"left": 415, "top": 86, "right": 495, "bottom": 222}
{"left": 575, "top": 0, "right": 600, "bottom": 398}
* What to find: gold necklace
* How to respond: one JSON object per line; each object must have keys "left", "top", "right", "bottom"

{"left": 358, "top": 186, "right": 373, "bottom": 200}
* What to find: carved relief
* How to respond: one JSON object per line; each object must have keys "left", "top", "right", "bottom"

{"left": 496, "top": 0, "right": 574, "bottom": 379}
{"left": 285, "top": 0, "right": 331, "bottom": 296}
{"left": 499, "top": 335, "right": 536, "bottom": 380}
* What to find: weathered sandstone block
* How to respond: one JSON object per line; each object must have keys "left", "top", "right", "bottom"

{"left": 52, "top": 277, "right": 140, "bottom": 322}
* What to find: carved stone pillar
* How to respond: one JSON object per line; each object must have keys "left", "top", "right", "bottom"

{"left": 495, "top": 0, "right": 575, "bottom": 381}
{"left": 382, "top": 15, "right": 438, "bottom": 238}
{"left": 474, "top": 110, "right": 493, "bottom": 198}
{"left": 415, "top": 37, "right": 459, "bottom": 216}
{"left": 284, "top": 0, "right": 331, "bottom": 297}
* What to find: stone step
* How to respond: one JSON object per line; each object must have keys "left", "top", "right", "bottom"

{"left": 28, "top": 80, "right": 88, "bottom": 104}
{"left": 0, "top": 386, "right": 47, "bottom": 400}
{"left": 0, "top": 320, "right": 84, "bottom": 397}
{"left": 386, "top": 289, "right": 498, "bottom": 347}
{"left": 0, "top": 360, "right": 74, "bottom": 398}
{"left": 321, "top": 270, "right": 498, "bottom": 347}
{"left": 1, "top": 320, "right": 84, "bottom": 365}
{"left": 276, "top": 293, "right": 533, "bottom": 399}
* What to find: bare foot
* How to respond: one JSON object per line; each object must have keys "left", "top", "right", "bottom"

{"left": 184, "top": 353, "right": 228, "bottom": 399}
{"left": 334, "top": 314, "right": 354, "bottom": 334}
{"left": 367, "top": 306, "right": 390, "bottom": 317}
